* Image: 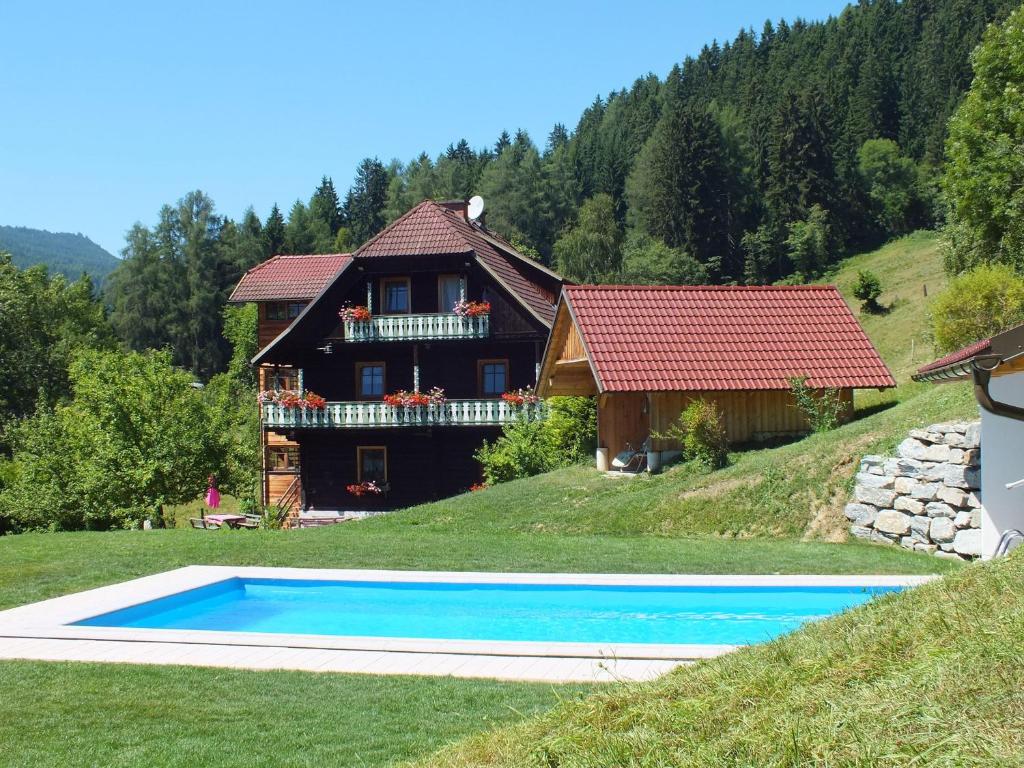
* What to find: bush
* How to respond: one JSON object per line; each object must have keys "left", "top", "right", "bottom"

{"left": 931, "top": 263, "right": 1024, "bottom": 352}
{"left": 654, "top": 399, "right": 729, "bottom": 469}
{"left": 853, "top": 270, "right": 883, "bottom": 313}
{"left": 789, "top": 375, "right": 844, "bottom": 433}
{"left": 475, "top": 397, "right": 597, "bottom": 485}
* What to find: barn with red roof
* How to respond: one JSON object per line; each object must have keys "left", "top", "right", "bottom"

{"left": 538, "top": 285, "right": 895, "bottom": 469}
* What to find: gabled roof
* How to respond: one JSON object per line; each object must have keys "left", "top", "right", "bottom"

{"left": 229, "top": 253, "right": 351, "bottom": 302}
{"left": 354, "top": 200, "right": 559, "bottom": 325}
{"left": 249, "top": 200, "right": 563, "bottom": 365}
{"left": 553, "top": 285, "right": 895, "bottom": 393}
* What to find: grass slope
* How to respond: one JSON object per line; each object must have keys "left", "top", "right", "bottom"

{"left": 828, "top": 230, "right": 947, "bottom": 384}
{"left": 420, "top": 554, "right": 1024, "bottom": 767}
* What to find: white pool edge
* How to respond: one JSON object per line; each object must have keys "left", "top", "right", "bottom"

{"left": 0, "top": 566, "right": 937, "bottom": 683}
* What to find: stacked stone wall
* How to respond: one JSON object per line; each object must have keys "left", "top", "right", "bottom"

{"left": 845, "top": 421, "right": 982, "bottom": 560}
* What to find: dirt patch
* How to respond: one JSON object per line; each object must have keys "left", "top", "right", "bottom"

{"left": 676, "top": 475, "right": 756, "bottom": 502}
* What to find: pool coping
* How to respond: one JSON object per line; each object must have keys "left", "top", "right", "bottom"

{"left": 0, "top": 566, "right": 936, "bottom": 683}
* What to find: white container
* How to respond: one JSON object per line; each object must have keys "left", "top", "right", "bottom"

{"left": 596, "top": 447, "right": 610, "bottom": 472}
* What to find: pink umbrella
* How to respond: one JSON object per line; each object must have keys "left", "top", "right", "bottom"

{"left": 205, "top": 474, "right": 221, "bottom": 509}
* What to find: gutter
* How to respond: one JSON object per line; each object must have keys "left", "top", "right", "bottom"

{"left": 972, "top": 354, "right": 1024, "bottom": 422}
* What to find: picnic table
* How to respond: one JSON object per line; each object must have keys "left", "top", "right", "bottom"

{"left": 204, "top": 514, "right": 247, "bottom": 528}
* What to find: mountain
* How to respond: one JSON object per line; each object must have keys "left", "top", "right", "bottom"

{"left": 0, "top": 225, "right": 119, "bottom": 284}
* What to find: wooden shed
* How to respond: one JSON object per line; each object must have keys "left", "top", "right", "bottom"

{"left": 537, "top": 285, "right": 896, "bottom": 468}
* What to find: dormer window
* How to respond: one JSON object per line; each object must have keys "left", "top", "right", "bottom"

{"left": 381, "top": 277, "right": 411, "bottom": 314}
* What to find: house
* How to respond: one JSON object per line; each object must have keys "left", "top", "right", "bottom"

{"left": 913, "top": 322, "right": 1024, "bottom": 558}
{"left": 232, "top": 199, "right": 564, "bottom": 520}
{"left": 537, "top": 285, "right": 895, "bottom": 470}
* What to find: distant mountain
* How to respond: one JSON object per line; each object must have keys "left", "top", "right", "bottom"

{"left": 0, "top": 225, "right": 119, "bottom": 284}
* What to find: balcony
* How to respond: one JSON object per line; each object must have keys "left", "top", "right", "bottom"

{"left": 263, "top": 398, "right": 543, "bottom": 429}
{"left": 343, "top": 313, "right": 489, "bottom": 342}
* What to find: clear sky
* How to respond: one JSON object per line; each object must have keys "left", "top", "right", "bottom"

{"left": 1, "top": 0, "right": 851, "bottom": 256}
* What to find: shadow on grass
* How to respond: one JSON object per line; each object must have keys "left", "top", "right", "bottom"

{"left": 854, "top": 398, "right": 898, "bottom": 420}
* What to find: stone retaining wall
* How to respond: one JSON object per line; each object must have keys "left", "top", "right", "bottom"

{"left": 845, "top": 421, "right": 982, "bottom": 560}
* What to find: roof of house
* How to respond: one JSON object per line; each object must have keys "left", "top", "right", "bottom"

{"left": 228, "top": 253, "right": 351, "bottom": 302}
{"left": 354, "top": 200, "right": 559, "bottom": 324}
{"left": 559, "top": 285, "right": 896, "bottom": 392}
{"left": 913, "top": 322, "right": 1024, "bottom": 383}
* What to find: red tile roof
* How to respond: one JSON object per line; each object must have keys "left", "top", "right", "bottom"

{"left": 354, "top": 200, "right": 559, "bottom": 324}
{"left": 916, "top": 337, "right": 992, "bottom": 375}
{"left": 229, "top": 254, "right": 351, "bottom": 302}
{"left": 564, "top": 285, "right": 896, "bottom": 392}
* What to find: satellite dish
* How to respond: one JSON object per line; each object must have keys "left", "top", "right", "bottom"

{"left": 467, "top": 195, "right": 485, "bottom": 221}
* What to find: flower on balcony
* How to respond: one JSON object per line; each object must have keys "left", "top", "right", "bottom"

{"left": 453, "top": 300, "right": 491, "bottom": 317}
{"left": 382, "top": 388, "right": 446, "bottom": 407}
{"left": 338, "top": 304, "right": 372, "bottom": 322}
{"left": 346, "top": 481, "right": 383, "bottom": 496}
{"left": 256, "top": 389, "right": 327, "bottom": 410}
{"left": 302, "top": 391, "right": 327, "bottom": 410}
{"left": 501, "top": 388, "right": 540, "bottom": 406}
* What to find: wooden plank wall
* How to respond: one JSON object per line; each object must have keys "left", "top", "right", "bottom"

{"left": 561, "top": 322, "right": 586, "bottom": 360}
{"left": 646, "top": 388, "right": 854, "bottom": 449}
{"left": 597, "top": 393, "right": 649, "bottom": 456}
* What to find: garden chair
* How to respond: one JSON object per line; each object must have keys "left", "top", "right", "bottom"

{"left": 612, "top": 438, "right": 650, "bottom": 473}
{"left": 189, "top": 517, "right": 220, "bottom": 530}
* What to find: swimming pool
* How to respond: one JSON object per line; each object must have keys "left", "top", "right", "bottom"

{"left": 72, "top": 576, "right": 899, "bottom": 646}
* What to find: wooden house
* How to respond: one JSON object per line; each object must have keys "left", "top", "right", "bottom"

{"left": 232, "top": 199, "right": 564, "bottom": 521}
{"left": 537, "top": 285, "right": 895, "bottom": 469}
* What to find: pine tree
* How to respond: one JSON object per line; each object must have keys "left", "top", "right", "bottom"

{"left": 283, "top": 201, "right": 315, "bottom": 254}
{"left": 343, "top": 158, "right": 390, "bottom": 246}
{"left": 310, "top": 176, "right": 343, "bottom": 234}
{"left": 552, "top": 194, "right": 623, "bottom": 282}
{"left": 264, "top": 204, "right": 285, "bottom": 256}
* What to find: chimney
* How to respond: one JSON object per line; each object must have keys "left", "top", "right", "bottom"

{"left": 439, "top": 199, "right": 469, "bottom": 220}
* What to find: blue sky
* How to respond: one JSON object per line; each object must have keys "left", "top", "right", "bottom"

{"left": 1, "top": 0, "right": 850, "bottom": 256}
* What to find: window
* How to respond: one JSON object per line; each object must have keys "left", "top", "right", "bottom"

{"left": 265, "top": 302, "right": 305, "bottom": 320}
{"left": 381, "top": 277, "right": 411, "bottom": 314}
{"left": 438, "top": 274, "right": 462, "bottom": 313}
{"left": 478, "top": 359, "right": 508, "bottom": 397}
{"left": 356, "top": 362, "right": 385, "bottom": 399}
{"left": 266, "top": 446, "right": 299, "bottom": 472}
{"left": 264, "top": 367, "right": 298, "bottom": 391}
{"left": 357, "top": 446, "right": 387, "bottom": 483}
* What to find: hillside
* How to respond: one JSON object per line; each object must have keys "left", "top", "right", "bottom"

{"left": 0, "top": 225, "right": 119, "bottom": 284}
{"left": 419, "top": 552, "right": 1024, "bottom": 767}
{"left": 828, "top": 230, "right": 948, "bottom": 384}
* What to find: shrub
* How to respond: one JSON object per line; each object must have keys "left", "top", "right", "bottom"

{"left": 654, "top": 399, "right": 729, "bottom": 470}
{"left": 475, "top": 397, "right": 597, "bottom": 485}
{"left": 789, "top": 375, "right": 844, "bottom": 433}
{"left": 930, "top": 263, "right": 1024, "bottom": 352}
{"left": 852, "top": 270, "right": 883, "bottom": 313}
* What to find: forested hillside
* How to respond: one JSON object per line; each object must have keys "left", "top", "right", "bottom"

{"left": 0, "top": 226, "right": 118, "bottom": 284}
{"left": 105, "top": 0, "right": 1017, "bottom": 380}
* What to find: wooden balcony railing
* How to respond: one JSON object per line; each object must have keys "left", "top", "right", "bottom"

{"left": 343, "top": 314, "right": 489, "bottom": 342}
{"left": 262, "top": 398, "right": 543, "bottom": 429}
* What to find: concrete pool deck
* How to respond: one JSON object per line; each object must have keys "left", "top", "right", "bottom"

{"left": 0, "top": 566, "right": 934, "bottom": 683}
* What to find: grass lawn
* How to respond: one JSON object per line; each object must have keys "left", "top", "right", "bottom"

{"left": 0, "top": 663, "right": 589, "bottom": 768}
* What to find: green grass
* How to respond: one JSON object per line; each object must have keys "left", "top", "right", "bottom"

{"left": 829, "top": 230, "right": 947, "bottom": 385}
{"left": 418, "top": 553, "right": 1024, "bottom": 767}
{"left": 0, "top": 663, "right": 588, "bottom": 768}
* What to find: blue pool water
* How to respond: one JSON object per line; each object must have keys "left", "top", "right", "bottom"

{"left": 73, "top": 579, "right": 899, "bottom": 645}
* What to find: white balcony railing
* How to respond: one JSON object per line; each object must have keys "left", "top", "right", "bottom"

{"left": 263, "top": 398, "right": 543, "bottom": 429}
{"left": 343, "top": 314, "right": 489, "bottom": 342}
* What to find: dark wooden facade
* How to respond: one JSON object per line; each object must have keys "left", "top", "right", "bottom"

{"left": 247, "top": 201, "right": 563, "bottom": 517}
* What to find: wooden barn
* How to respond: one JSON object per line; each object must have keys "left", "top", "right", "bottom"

{"left": 537, "top": 285, "right": 895, "bottom": 470}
